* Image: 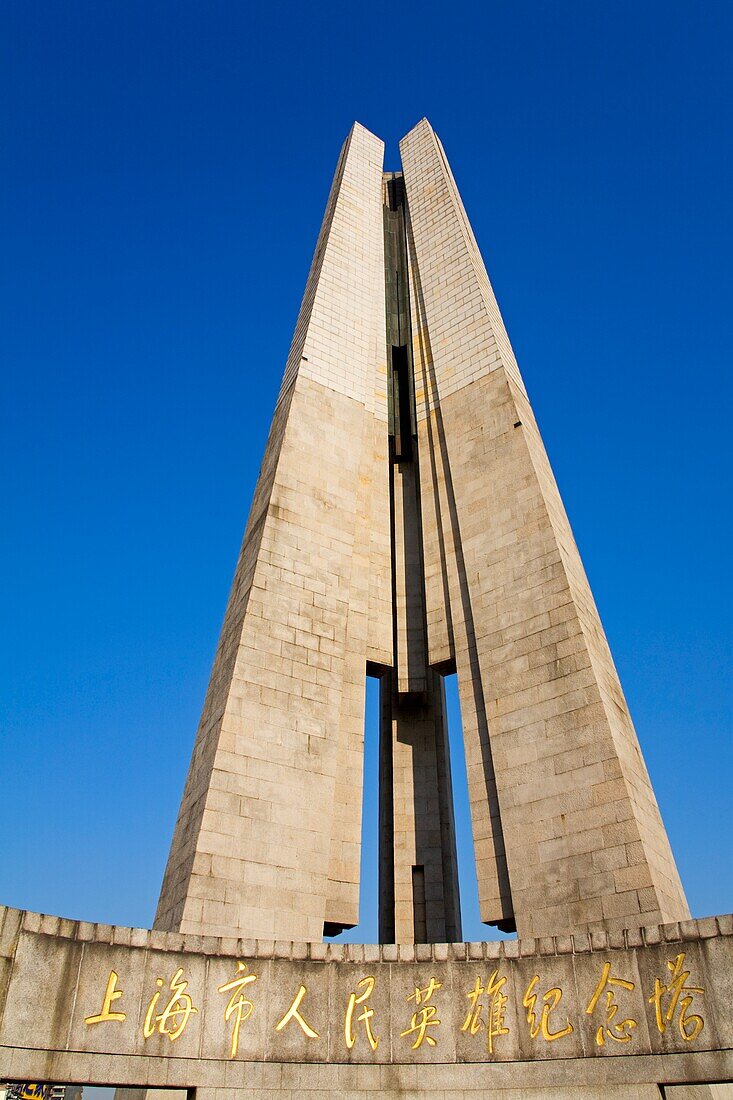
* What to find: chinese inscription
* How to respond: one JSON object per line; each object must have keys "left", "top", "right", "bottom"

{"left": 649, "top": 952, "right": 705, "bottom": 1042}
{"left": 84, "top": 970, "right": 126, "bottom": 1025}
{"left": 462, "top": 971, "right": 510, "bottom": 1054}
{"left": 142, "top": 967, "right": 198, "bottom": 1041}
{"left": 345, "top": 976, "right": 379, "bottom": 1051}
{"left": 522, "top": 975, "right": 574, "bottom": 1042}
{"left": 80, "top": 953, "right": 708, "bottom": 1060}
{"left": 586, "top": 962, "right": 637, "bottom": 1046}
{"left": 400, "top": 977, "right": 442, "bottom": 1049}
{"left": 218, "top": 962, "right": 257, "bottom": 1058}
{"left": 274, "top": 984, "right": 320, "bottom": 1039}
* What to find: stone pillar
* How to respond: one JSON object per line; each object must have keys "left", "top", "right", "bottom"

{"left": 378, "top": 173, "right": 461, "bottom": 944}
{"left": 379, "top": 667, "right": 461, "bottom": 943}
{"left": 155, "top": 123, "right": 391, "bottom": 942}
{"left": 401, "top": 117, "right": 689, "bottom": 938}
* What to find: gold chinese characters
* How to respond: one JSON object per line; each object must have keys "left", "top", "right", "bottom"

{"left": 142, "top": 968, "right": 198, "bottom": 1041}
{"left": 218, "top": 962, "right": 258, "bottom": 1058}
{"left": 81, "top": 953, "right": 706, "bottom": 1059}
{"left": 586, "top": 962, "right": 637, "bottom": 1046}
{"left": 84, "top": 970, "right": 126, "bottom": 1025}
{"left": 462, "top": 971, "right": 510, "bottom": 1054}
{"left": 649, "top": 952, "right": 705, "bottom": 1042}
{"left": 345, "top": 976, "right": 379, "bottom": 1051}
{"left": 400, "top": 977, "right": 442, "bottom": 1049}
{"left": 522, "top": 975, "right": 574, "bottom": 1042}
{"left": 274, "top": 984, "right": 320, "bottom": 1039}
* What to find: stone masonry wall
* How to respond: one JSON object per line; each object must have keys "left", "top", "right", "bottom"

{"left": 1, "top": 907, "right": 731, "bottom": 1097}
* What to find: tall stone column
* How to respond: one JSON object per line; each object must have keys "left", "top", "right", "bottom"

{"left": 378, "top": 175, "right": 461, "bottom": 944}
{"left": 155, "top": 123, "right": 391, "bottom": 942}
{"left": 401, "top": 117, "right": 689, "bottom": 938}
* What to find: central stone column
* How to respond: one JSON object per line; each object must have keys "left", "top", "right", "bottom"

{"left": 378, "top": 174, "right": 462, "bottom": 944}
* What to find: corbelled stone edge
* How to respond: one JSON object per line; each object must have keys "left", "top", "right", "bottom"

{"left": 1, "top": 905, "right": 730, "bottom": 962}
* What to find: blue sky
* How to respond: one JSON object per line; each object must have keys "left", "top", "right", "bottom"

{"left": 1, "top": 0, "right": 731, "bottom": 943}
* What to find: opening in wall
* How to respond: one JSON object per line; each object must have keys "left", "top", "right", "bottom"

{"left": 391, "top": 345, "right": 413, "bottom": 461}
{"left": 443, "top": 674, "right": 516, "bottom": 941}
{"left": 412, "top": 865, "right": 427, "bottom": 942}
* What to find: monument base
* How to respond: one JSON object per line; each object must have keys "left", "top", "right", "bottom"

{"left": 1, "top": 907, "right": 731, "bottom": 1097}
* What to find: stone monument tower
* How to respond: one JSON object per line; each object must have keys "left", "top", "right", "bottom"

{"left": 154, "top": 118, "right": 689, "bottom": 946}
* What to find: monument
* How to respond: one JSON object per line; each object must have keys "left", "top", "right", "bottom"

{"left": 155, "top": 117, "right": 688, "bottom": 947}
{"left": 0, "top": 120, "right": 730, "bottom": 1098}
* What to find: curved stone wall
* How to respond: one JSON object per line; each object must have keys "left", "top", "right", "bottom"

{"left": 0, "top": 906, "right": 731, "bottom": 1096}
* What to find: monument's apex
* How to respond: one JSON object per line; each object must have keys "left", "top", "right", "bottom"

{"left": 402, "top": 115, "right": 434, "bottom": 140}
{"left": 349, "top": 119, "right": 382, "bottom": 143}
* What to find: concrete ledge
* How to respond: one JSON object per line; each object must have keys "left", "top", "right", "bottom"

{"left": 3, "top": 905, "right": 731, "bottom": 961}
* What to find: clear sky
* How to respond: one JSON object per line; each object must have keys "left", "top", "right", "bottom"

{"left": 1, "top": 0, "right": 731, "bottom": 944}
